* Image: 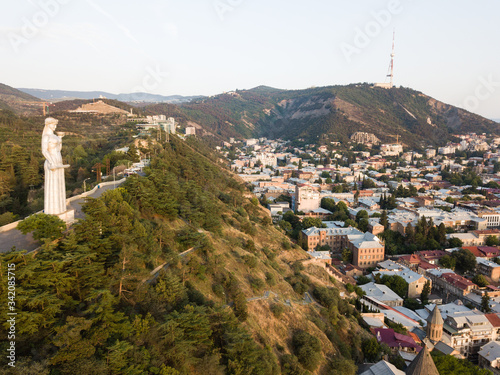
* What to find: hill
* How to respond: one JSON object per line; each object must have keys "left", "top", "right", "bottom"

{"left": 18, "top": 87, "right": 203, "bottom": 104}
{"left": 0, "top": 134, "right": 369, "bottom": 374}
{"left": 170, "top": 84, "right": 498, "bottom": 147}
{"left": 0, "top": 83, "right": 41, "bottom": 114}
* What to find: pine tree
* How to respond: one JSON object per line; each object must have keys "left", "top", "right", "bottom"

{"left": 421, "top": 281, "right": 431, "bottom": 305}
{"left": 482, "top": 292, "right": 492, "bottom": 313}
{"left": 380, "top": 210, "right": 388, "bottom": 230}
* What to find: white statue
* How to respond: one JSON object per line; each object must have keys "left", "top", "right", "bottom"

{"left": 42, "top": 118, "right": 69, "bottom": 215}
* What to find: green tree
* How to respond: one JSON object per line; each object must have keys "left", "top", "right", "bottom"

{"left": 292, "top": 330, "right": 322, "bottom": 372}
{"left": 380, "top": 210, "right": 388, "bottom": 230}
{"left": 439, "top": 255, "right": 456, "bottom": 270}
{"left": 432, "top": 352, "right": 493, "bottom": 375}
{"left": 302, "top": 217, "right": 325, "bottom": 229}
{"left": 361, "top": 338, "right": 381, "bottom": 362}
{"left": 448, "top": 237, "right": 464, "bottom": 248}
{"left": 342, "top": 248, "right": 352, "bottom": 263}
{"left": 482, "top": 292, "right": 492, "bottom": 313}
{"left": 452, "top": 249, "right": 477, "bottom": 274}
{"left": 421, "top": 281, "right": 431, "bottom": 305}
{"left": 355, "top": 210, "right": 369, "bottom": 223}
{"left": 17, "top": 213, "right": 66, "bottom": 242}
{"left": 486, "top": 235, "right": 499, "bottom": 246}
{"left": 377, "top": 274, "right": 408, "bottom": 298}
{"left": 473, "top": 274, "right": 489, "bottom": 287}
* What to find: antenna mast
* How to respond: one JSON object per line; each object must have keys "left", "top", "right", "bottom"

{"left": 387, "top": 30, "right": 395, "bottom": 87}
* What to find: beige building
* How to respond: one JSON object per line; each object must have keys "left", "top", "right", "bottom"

{"left": 477, "top": 258, "right": 500, "bottom": 282}
{"left": 293, "top": 184, "right": 320, "bottom": 213}
{"left": 374, "top": 268, "right": 431, "bottom": 299}
{"left": 443, "top": 313, "right": 494, "bottom": 360}
{"left": 348, "top": 232, "right": 385, "bottom": 269}
{"left": 301, "top": 226, "right": 363, "bottom": 252}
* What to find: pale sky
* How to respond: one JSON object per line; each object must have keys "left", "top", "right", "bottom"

{"left": 1, "top": 0, "right": 499, "bottom": 118}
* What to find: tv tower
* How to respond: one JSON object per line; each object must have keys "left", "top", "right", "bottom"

{"left": 387, "top": 30, "right": 395, "bottom": 87}
{"left": 374, "top": 30, "right": 395, "bottom": 89}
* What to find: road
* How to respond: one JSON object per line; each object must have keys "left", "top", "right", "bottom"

{"left": 68, "top": 180, "right": 125, "bottom": 219}
{"left": 0, "top": 180, "right": 125, "bottom": 253}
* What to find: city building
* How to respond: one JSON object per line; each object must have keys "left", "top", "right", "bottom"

{"left": 478, "top": 341, "right": 500, "bottom": 374}
{"left": 300, "top": 226, "right": 363, "bottom": 252}
{"left": 349, "top": 232, "right": 385, "bottom": 268}
{"left": 374, "top": 268, "right": 431, "bottom": 299}
{"left": 360, "top": 283, "right": 403, "bottom": 307}
{"left": 293, "top": 184, "right": 321, "bottom": 212}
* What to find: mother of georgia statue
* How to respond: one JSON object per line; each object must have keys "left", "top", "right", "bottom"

{"left": 42, "top": 117, "right": 69, "bottom": 215}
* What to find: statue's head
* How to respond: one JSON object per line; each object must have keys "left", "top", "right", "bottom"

{"left": 45, "top": 117, "right": 58, "bottom": 128}
{"left": 44, "top": 117, "right": 58, "bottom": 134}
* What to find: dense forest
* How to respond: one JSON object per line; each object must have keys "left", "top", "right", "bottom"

{"left": 0, "top": 135, "right": 372, "bottom": 374}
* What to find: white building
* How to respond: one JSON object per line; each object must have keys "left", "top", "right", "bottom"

{"left": 380, "top": 143, "right": 403, "bottom": 156}
{"left": 255, "top": 152, "right": 278, "bottom": 167}
{"left": 438, "top": 145, "right": 456, "bottom": 155}
{"left": 162, "top": 117, "right": 176, "bottom": 134}
{"left": 360, "top": 282, "right": 404, "bottom": 307}
{"left": 293, "top": 184, "right": 320, "bottom": 212}
{"left": 185, "top": 126, "right": 196, "bottom": 136}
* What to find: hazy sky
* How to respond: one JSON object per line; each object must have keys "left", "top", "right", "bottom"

{"left": 1, "top": 0, "right": 499, "bottom": 118}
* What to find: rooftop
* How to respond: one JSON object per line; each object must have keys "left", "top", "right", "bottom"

{"left": 360, "top": 360, "right": 405, "bottom": 375}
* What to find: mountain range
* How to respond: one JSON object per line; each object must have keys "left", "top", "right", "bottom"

{"left": 17, "top": 88, "right": 202, "bottom": 104}
{"left": 2, "top": 82, "right": 498, "bottom": 147}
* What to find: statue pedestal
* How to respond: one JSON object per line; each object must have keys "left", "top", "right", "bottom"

{"left": 55, "top": 209, "right": 75, "bottom": 224}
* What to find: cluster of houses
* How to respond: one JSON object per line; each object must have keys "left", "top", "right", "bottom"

{"left": 223, "top": 133, "right": 500, "bottom": 373}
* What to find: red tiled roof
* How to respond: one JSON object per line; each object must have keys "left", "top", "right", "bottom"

{"left": 408, "top": 331, "right": 422, "bottom": 344}
{"left": 462, "top": 246, "right": 483, "bottom": 257}
{"left": 485, "top": 313, "right": 500, "bottom": 328}
{"left": 473, "top": 229, "right": 500, "bottom": 235}
{"left": 418, "top": 261, "right": 438, "bottom": 270}
{"left": 400, "top": 254, "right": 422, "bottom": 264}
{"left": 478, "top": 246, "right": 500, "bottom": 257}
{"left": 417, "top": 250, "right": 448, "bottom": 260}
{"left": 441, "top": 273, "right": 476, "bottom": 290}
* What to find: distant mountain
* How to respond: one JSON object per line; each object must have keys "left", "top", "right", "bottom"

{"left": 18, "top": 88, "right": 203, "bottom": 104}
{"left": 171, "top": 84, "right": 499, "bottom": 147}
{"left": 0, "top": 83, "right": 41, "bottom": 114}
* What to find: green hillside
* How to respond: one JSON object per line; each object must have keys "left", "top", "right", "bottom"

{"left": 166, "top": 84, "right": 497, "bottom": 147}
{"left": 0, "top": 135, "right": 367, "bottom": 374}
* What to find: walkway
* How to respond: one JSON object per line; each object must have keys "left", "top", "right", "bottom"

{"left": 68, "top": 180, "right": 125, "bottom": 219}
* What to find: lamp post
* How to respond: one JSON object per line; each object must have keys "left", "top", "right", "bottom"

{"left": 83, "top": 177, "right": 91, "bottom": 192}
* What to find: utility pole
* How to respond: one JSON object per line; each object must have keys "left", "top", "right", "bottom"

{"left": 83, "top": 177, "right": 90, "bottom": 192}
{"left": 92, "top": 163, "right": 102, "bottom": 183}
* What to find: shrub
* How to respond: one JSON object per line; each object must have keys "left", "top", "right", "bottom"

{"left": 270, "top": 303, "right": 285, "bottom": 318}
{"left": 265, "top": 272, "right": 276, "bottom": 286}
{"left": 292, "top": 330, "right": 322, "bottom": 371}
